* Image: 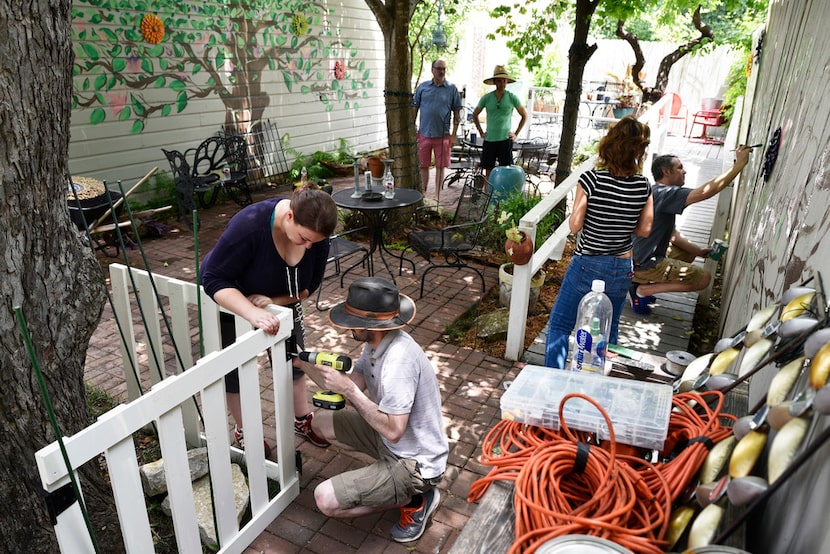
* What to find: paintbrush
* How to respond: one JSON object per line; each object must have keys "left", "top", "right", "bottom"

{"left": 730, "top": 144, "right": 763, "bottom": 150}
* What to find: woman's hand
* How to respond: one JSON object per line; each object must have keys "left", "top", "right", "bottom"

{"left": 247, "top": 307, "right": 280, "bottom": 335}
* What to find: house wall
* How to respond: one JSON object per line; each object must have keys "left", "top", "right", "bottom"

{"left": 720, "top": 1, "right": 830, "bottom": 552}
{"left": 68, "top": 0, "right": 386, "bottom": 187}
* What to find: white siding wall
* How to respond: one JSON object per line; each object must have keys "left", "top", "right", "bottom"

{"left": 68, "top": 0, "right": 387, "bottom": 186}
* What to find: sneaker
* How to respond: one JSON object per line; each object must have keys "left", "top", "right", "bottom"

{"left": 628, "top": 285, "right": 653, "bottom": 315}
{"left": 233, "top": 426, "right": 272, "bottom": 457}
{"left": 294, "top": 413, "right": 330, "bottom": 448}
{"left": 390, "top": 488, "right": 440, "bottom": 543}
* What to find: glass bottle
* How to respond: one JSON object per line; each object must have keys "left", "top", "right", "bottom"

{"left": 382, "top": 158, "right": 395, "bottom": 198}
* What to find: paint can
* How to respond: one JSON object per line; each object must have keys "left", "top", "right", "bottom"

{"left": 709, "top": 239, "right": 728, "bottom": 261}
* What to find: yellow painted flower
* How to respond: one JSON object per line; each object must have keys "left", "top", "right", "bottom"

{"left": 141, "top": 14, "right": 164, "bottom": 45}
{"left": 292, "top": 14, "right": 309, "bottom": 36}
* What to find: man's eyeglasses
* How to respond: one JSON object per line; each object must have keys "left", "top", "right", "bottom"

{"left": 432, "top": 66, "right": 447, "bottom": 72}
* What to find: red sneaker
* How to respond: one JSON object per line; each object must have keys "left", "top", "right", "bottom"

{"left": 294, "top": 413, "right": 330, "bottom": 448}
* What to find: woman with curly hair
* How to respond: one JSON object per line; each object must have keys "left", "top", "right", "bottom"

{"left": 544, "top": 116, "right": 653, "bottom": 370}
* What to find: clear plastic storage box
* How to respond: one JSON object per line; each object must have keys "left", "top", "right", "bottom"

{"left": 500, "top": 365, "right": 673, "bottom": 450}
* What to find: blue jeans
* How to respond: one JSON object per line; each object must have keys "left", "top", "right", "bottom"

{"left": 544, "top": 255, "right": 633, "bottom": 369}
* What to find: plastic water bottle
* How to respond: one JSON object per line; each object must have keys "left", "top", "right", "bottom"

{"left": 300, "top": 166, "right": 308, "bottom": 186}
{"left": 569, "top": 280, "right": 612, "bottom": 374}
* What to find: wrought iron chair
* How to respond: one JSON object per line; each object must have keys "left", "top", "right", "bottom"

{"left": 400, "top": 177, "right": 493, "bottom": 298}
{"left": 190, "top": 136, "right": 225, "bottom": 208}
{"left": 161, "top": 148, "right": 211, "bottom": 228}
{"left": 315, "top": 228, "right": 371, "bottom": 311}
{"left": 222, "top": 134, "right": 253, "bottom": 206}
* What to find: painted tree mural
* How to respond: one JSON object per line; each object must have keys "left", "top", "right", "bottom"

{"left": 71, "top": 0, "right": 374, "bottom": 133}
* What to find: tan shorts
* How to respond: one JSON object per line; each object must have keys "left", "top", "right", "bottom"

{"left": 632, "top": 257, "right": 707, "bottom": 286}
{"left": 329, "top": 410, "right": 435, "bottom": 509}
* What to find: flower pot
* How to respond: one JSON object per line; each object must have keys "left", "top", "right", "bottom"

{"left": 499, "top": 263, "right": 546, "bottom": 313}
{"left": 612, "top": 107, "right": 634, "bottom": 119}
{"left": 367, "top": 156, "right": 385, "bottom": 178}
{"left": 505, "top": 231, "right": 533, "bottom": 265}
{"left": 489, "top": 165, "right": 525, "bottom": 203}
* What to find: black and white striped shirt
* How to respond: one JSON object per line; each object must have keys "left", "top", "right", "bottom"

{"left": 575, "top": 169, "right": 651, "bottom": 257}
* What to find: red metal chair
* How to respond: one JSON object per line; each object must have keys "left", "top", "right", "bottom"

{"left": 688, "top": 98, "right": 726, "bottom": 144}
{"left": 658, "top": 92, "right": 688, "bottom": 136}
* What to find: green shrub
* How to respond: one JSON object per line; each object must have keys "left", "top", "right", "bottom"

{"left": 480, "top": 187, "right": 565, "bottom": 257}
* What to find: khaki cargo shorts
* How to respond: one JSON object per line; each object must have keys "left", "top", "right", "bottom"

{"left": 329, "top": 410, "right": 438, "bottom": 510}
{"left": 632, "top": 257, "right": 707, "bottom": 286}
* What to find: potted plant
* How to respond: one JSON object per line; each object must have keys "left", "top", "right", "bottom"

{"left": 613, "top": 94, "right": 636, "bottom": 119}
{"left": 501, "top": 211, "right": 533, "bottom": 265}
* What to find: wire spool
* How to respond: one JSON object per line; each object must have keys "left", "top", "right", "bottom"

{"left": 665, "top": 350, "right": 696, "bottom": 377}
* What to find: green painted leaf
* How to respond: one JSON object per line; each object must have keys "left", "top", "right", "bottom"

{"left": 90, "top": 13, "right": 102, "bottom": 24}
{"left": 325, "top": 104, "right": 333, "bottom": 112}
{"left": 153, "top": 76, "right": 165, "bottom": 88}
{"left": 216, "top": 51, "right": 226, "bottom": 67}
{"left": 162, "top": 104, "right": 171, "bottom": 117}
{"left": 362, "top": 70, "right": 370, "bottom": 80}
{"left": 130, "top": 120, "right": 144, "bottom": 134}
{"left": 170, "top": 80, "right": 186, "bottom": 92}
{"left": 159, "top": 59, "right": 168, "bottom": 70}
{"left": 331, "top": 80, "right": 340, "bottom": 90}
{"left": 100, "top": 28, "right": 117, "bottom": 42}
{"left": 301, "top": 85, "right": 310, "bottom": 93}
{"left": 282, "top": 71, "right": 292, "bottom": 91}
{"left": 112, "top": 57, "right": 126, "bottom": 73}
{"left": 141, "top": 58, "right": 153, "bottom": 73}
{"left": 90, "top": 108, "right": 106, "bottom": 124}
{"left": 118, "top": 106, "right": 132, "bottom": 121}
{"left": 147, "top": 45, "right": 164, "bottom": 57}
{"left": 131, "top": 94, "right": 145, "bottom": 116}
{"left": 82, "top": 77, "right": 90, "bottom": 91}
{"left": 192, "top": 63, "right": 202, "bottom": 75}
{"left": 81, "top": 43, "right": 99, "bottom": 61}
{"left": 176, "top": 91, "right": 187, "bottom": 112}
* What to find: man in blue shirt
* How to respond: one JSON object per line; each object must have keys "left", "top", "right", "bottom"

{"left": 413, "top": 59, "right": 462, "bottom": 204}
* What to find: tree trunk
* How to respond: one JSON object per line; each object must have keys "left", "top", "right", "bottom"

{"left": 365, "top": 0, "right": 420, "bottom": 191}
{"left": 0, "top": 1, "right": 121, "bottom": 550}
{"left": 555, "top": 0, "right": 600, "bottom": 185}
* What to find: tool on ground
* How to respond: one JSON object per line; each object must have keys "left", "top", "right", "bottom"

{"left": 298, "top": 352, "right": 352, "bottom": 410}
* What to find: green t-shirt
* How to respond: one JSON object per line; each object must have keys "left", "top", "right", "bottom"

{"left": 476, "top": 90, "right": 522, "bottom": 141}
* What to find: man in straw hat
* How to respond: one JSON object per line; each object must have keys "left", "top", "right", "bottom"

{"left": 302, "top": 277, "right": 448, "bottom": 542}
{"left": 472, "top": 64, "right": 528, "bottom": 181}
{"left": 413, "top": 58, "right": 463, "bottom": 204}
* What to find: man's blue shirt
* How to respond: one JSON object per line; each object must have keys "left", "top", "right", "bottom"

{"left": 413, "top": 79, "right": 462, "bottom": 138}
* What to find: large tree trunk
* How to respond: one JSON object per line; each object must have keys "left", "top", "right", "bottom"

{"left": 0, "top": 1, "right": 121, "bottom": 550}
{"left": 555, "top": 0, "right": 600, "bottom": 184}
{"left": 365, "top": 0, "right": 420, "bottom": 191}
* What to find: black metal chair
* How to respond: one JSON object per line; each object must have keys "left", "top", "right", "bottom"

{"left": 315, "top": 228, "right": 371, "bottom": 311}
{"left": 162, "top": 148, "right": 208, "bottom": 228}
{"left": 222, "top": 134, "right": 253, "bottom": 206}
{"left": 191, "top": 137, "right": 225, "bottom": 208}
{"left": 400, "top": 177, "right": 493, "bottom": 298}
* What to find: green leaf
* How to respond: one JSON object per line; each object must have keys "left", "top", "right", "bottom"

{"left": 100, "top": 28, "right": 117, "bottom": 42}
{"left": 131, "top": 94, "right": 145, "bottom": 116}
{"left": 118, "top": 106, "right": 132, "bottom": 121}
{"left": 91, "top": 74, "right": 106, "bottom": 90}
{"left": 169, "top": 79, "right": 186, "bottom": 92}
{"left": 176, "top": 91, "right": 187, "bottom": 112}
{"left": 162, "top": 104, "right": 171, "bottom": 117}
{"left": 141, "top": 58, "right": 153, "bottom": 73}
{"left": 282, "top": 71, "right": 292, "bottom": 91}
{"left": 192, "top": 63, "right": 202, "bottom": 75}
{"left": 153, "top": 76, "right": 165, "bottom": 88}
{"left": 90, "top": 108, "right": 106, "bottom": 124}
{"left": 216, "top": 51, "right": 226, "bottom": 67}
{"left": 81, "top": 43, "right": 99, "bottom": 61}
{"left": 147, "top": 45, "right": 165, "bottom": 57}
{"left": 112, "top": 57, "right": 126, "bottom": 73}
{"left": 130, "top": 120, "right": 144, "bottom": 134}
{"left": 301, "top": 85, "right": 310, "bottom": 93}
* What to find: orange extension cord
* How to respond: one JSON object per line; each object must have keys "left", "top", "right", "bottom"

{"left": 467, "top": 391, "right": 735, "bottom": 554}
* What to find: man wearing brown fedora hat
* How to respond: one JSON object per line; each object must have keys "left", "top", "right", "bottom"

{"left": 472, "top": 64, "right": 528, "bottom": 181}
{"left": 301, "top": 277, "right": 448, "bottom": 542}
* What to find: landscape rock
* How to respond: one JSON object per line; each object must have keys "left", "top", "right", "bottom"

{"left": 140, "top": 447, "right": 210, "bottom": 497}
{"left": 475, "top": 307, "right": 510, "bottom": 341}
{"left": 161, "top": 463, "right": 249, "bottom": 549}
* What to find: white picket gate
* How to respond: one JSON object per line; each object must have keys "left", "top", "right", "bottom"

{"left": 35, "top": 264, "right": 300, "bottom": 553}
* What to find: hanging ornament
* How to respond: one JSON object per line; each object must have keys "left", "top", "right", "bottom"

{"left": 762, "top": 127, "right": 781, "bottom": 183}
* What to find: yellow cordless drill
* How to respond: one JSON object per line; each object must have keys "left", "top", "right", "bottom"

{"left": 299, "top": 351, "right": 352, "bottom": 410}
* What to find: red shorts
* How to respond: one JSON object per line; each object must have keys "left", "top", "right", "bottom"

{"left": 417, "top": 134, "right": 451, "bottom": 169}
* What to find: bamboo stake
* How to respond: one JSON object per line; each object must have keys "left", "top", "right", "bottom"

{"left": 91, "top": 166, "right": 158, "bottom": 230}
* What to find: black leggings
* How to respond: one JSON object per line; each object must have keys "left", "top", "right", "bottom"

{"left": 221, "top": 303, "right": 305, "bottom": 394}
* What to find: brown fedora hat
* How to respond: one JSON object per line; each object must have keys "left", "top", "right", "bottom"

{"left": 329, "top": 277, "right": 416, "bottom": 330}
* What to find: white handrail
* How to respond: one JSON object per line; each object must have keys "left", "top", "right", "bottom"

{"left": 504, "top": 97, "right": 673, "bottom": 360}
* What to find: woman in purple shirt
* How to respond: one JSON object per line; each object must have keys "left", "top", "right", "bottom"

{"left": 201, "top": 185, "right": 338, "bottom": 450}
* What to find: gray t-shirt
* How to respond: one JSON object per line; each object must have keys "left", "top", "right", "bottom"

{"left": 632, "top": 184, "right": 692, "bottom": 270}
{"left": 354, "top": 330, "right": 448, "bottom": 479}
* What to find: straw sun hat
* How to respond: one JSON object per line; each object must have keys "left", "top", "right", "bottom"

{"left": 483, "top": 65, "right": 516, "bottom": 85}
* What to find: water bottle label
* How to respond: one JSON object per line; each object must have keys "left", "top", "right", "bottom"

{"left": 574, "top": 328, "right": 593, "bottom": 371}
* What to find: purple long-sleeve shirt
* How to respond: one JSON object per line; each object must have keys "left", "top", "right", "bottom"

{"left": 200, "top": 197, "right": 329, "bottom": 301}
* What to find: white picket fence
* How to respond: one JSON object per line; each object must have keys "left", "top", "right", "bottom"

{"left": 35, "top": 264, "right": 299, "bottom": 553}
